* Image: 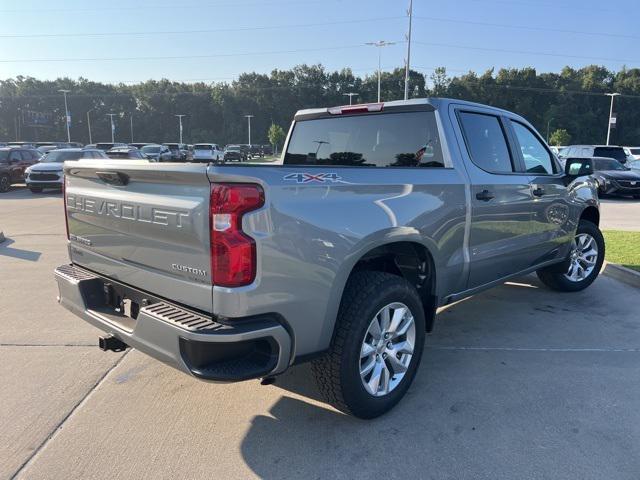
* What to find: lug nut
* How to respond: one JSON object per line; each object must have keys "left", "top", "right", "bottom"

{"left": 387, "top": 342, "right": 392, "bottom": 349}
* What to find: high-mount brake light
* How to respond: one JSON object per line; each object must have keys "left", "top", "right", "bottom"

{"left": 327, "top": 103, "right": 384, "bottom": 115}
{"left": 210, "top": 183, "right": 264, "bottom": 287}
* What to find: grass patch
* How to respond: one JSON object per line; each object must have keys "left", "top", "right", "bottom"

{"left": 603, "top": 230, "right": 640, "bottom": 272}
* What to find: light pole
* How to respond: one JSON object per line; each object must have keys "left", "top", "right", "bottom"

{"left": 175, "top": 114, "right": 186, "bottom": 144}
{"left": 106, "top": 113, "right": 116, "bottom": 143}
{"left": 605, "top": 93, "right": 620, "bottom": 146}
{"left": 366, "top": 40, "right": 396, "bottom": 102}
{"left": 404, "top": 0, "right": 413, "bottom": 100}
{"left": 342, "top": 92, "right": 359, "bottom": 105}
{"left": 244, "top": 115, "right": 254, "bottom": 145}
{"left": 59, "top": 89, "right": 71, "bottom": 142}
{"left": 86, "top": 109, "right": 94, "bottom": 144}
{"left": 546, "top": 117, "right": 554, "bottom": 143}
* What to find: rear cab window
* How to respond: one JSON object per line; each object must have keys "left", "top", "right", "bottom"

{"left": 457, "top": 111, "right": 513, "bottom": 173}
{"left": 593, "top": 147, "right": 627, "bottom": 163}
{"left": 284, "top": 111, "right": 444, "bottom": 168}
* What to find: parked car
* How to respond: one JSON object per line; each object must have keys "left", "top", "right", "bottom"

{"left": 627, "top": 159, "right": 640, "bottom": 172}
{"left": 95, "top": 142, "right": 127, "bottom": 151}
{"left": 56, "top": 98, "right": 604, "bottom": 419}
{"left": 163, "top": 143, "right": 190, "bottom": 161}
{"left": 129, "top": 143, "right": 150, "bottom": 150}
{"left": 140, "top": 144, "right": 172, "bottom": 162}
{"left": 562, "top": 145, "right": 632, "bottom": 164}
{"left": 624, "top": 146, "right": 640, "bottom": 161}
{"left": 106, "top": 147, "right": 147, "bottom": 160}
{"left": 261, "top": 144, "right": 274, "bottom": 156}
{"left": 223, "top": 144, "right": 246, "bottom": 162}
{"left": 36, "top": 145, "right": 59, "bottom": 155}
{"left": 570, "top": 156, "right": 640, "bottom": 199}
{"left": 25, "top": 148, "right": 107, "bottom": 193}
{"left": 192, "top": 143, "right": 224, "bottom": 162}
{"left": 0, "top": 147, "right": 40, "bottom": 192}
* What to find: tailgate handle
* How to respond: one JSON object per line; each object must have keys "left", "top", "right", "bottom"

{"left": 96, "top": 171, "right": 129, "bottom": 186}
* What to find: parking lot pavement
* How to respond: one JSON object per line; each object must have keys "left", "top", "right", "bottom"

{"left": 600, "top": 198, "right": 640, "bottom": 231}
{"left": 2, "top": 186, "right": 640, "bottom": 480}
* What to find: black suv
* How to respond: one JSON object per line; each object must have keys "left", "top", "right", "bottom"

{"left": 0, "top": 147, "right": 40, "bottom": 193}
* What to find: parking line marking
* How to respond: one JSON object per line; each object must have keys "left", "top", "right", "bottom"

{"left": 427, "top": 346, "right": 640, "bottom": 352}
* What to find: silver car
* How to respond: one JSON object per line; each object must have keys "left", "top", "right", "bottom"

{"left": 25, "top": 148, "right": 107, "bottom": 192}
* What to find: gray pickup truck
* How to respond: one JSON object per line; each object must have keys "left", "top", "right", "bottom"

{"left": 55, "top": 98, "right": 603, "bottom": 418}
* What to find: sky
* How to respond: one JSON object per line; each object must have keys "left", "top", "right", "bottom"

{"left": 0, "top": 0, "right": 638, "bottom": 84}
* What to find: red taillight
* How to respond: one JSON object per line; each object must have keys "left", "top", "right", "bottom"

{"left": 210, "top": 183, "right": 264, "bottom": 287}
{"left": 63, "top": 175, "right": 69, "bottom": 239}
{"left": 328, "top": 103, "right": 384, "bottom": 115}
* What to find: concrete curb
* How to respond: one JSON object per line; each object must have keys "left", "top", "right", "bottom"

{"left": 602, "top": 261, "right": 640, "bottom": 289}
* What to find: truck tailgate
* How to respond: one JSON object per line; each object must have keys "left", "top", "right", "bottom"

{"left": 63, "top": 160, "right": 213, "bottom": 313}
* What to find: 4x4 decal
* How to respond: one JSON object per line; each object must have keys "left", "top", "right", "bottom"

{"left": 283, "top": 172, "right": 345, "bottom": 184}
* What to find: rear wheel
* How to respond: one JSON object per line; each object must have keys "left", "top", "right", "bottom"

{"left": 312, "top": 271, "right": 425, "bottom": 419}
{"left": 0, "top": 174, "right": 10, "bottom": 193}
{"left": 536, "top": 220, "right": 605, "bottom": 292}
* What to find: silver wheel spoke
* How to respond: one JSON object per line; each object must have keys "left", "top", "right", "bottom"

{"left": 385, "top": 353, "right": 408, "bottom": 374}
{"left": 360, "top": 342, "right": 375, "bottom": 359}
{"left": 360, "top": 357, "right": 376, "bottom": 377}
{"left": 391, "top": 340, "right": 414, "bottom": 355}
{"left": 379, "top": 307, "right": 391, "bottom": 332}
{"left": 367, "top": 361, "right": 384, "bottom": 394}
{"left": 564, "top": 233, "right": 599, "bottom": 283}
{"left": 388, "top": 306, "right": 407, "bottom": 334}
{"left": 368, "top": 318, "right": 382, "bottom": 340}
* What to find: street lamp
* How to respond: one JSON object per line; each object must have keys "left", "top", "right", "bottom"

{"left": 342, "top": 92, "right": 359, "bottom": 105}
{"left": 366, "top": 40, "right": 396, "bottom": 102}
{"left": 605, "top": 93, "right": 620, "bottom": 146}
{"left": 58, "top": 89, "right": 71, "bottom": 143}
{"left": 106, "top": 113, "right": 117, "bottom": 143}
{"left": 86, "top": 109, "right": 94, "bottom": 144}
{"left": 175, "top": 114, "right": 186, "bottom": 144}
{"left": 244, "top": 115, "right": 254, "bottom": 145}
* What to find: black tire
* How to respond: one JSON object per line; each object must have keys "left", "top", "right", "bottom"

{"left": 0, "top": 174, "right": 10, "bottom": 193}
{"left": 312, "top": 271, "right": 426, "bottom": 419}
{"left": 633, "top": 195, "right": 640, "bottom": 200}
{"left": 536, "top": 220, "right": 605, "bottom": 292}
{"left": 29, "top": 186, "right": 43, "bottom": 193}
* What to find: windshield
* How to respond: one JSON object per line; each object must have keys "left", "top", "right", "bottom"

{"left": 594, "top": 158, "right": 628, "bottom": 171}
{"left": 226, "top": 146, "right": 240, "bottom": 151}
{"left": 195, "top": 145, "right": 212, "bottom": 150}
{"left": 141, "top": 145, "right": 160, "bottom": 153}
{"left": 41, "top": 150, "right": 83, "bottom": 163}
{"left": 593, "top": 147, "right": 627, "bottom": 162}
{"left": 630, "top": 148, "right": 640, "bottom": 155}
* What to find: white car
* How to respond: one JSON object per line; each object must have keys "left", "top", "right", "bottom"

{"left": 25, "top": 148, "right": 107, "bottom": 193}
{"left": 192, "top": 143, "right": 223, "bottom": 162}
{"left": 624, "top": 147, "right": 640, "bottom": 161}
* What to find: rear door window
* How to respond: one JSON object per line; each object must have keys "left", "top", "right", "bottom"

{"left": 284, "top": 111, "right": 444, "bottom": 168}
{"left": 458, "top": 112, "right": 513, "bottom": 173}
{"left": 510, "top": 121, "right": 555, "bottom": 174}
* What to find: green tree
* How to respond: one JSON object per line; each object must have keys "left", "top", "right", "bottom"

{"left": 268, "top": 124, "right": 286, "bottom": 154}
{"left": 549, "top": 128, "right": 571, "bottom": 146}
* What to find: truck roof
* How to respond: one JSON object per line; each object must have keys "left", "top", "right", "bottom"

{"left": 294, "top": 97, "right": 519, "bottom": 121}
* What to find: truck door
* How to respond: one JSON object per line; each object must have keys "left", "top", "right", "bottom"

{"left": 507, "top": 119, "right": 573, "bottom": 264}
{"left": 452, "top": 108, "right": 538, "bottom": 289}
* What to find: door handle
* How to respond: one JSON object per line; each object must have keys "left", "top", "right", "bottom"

{"left": 532, "top": 186, "right": 545, "bottom": 197}
{"left": 475, "top": 189, "right": 494, "bottom": 201}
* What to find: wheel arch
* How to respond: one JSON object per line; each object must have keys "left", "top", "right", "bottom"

{"left": 319, "top": 238, "right": 439, "bottom": 355}
{"left": 580, "top": 205, "right": 600, "bottom": 226}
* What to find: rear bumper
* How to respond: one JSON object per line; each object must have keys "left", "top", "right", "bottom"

{"left": 54, "top": 264, "right": 292, "bottom": 381}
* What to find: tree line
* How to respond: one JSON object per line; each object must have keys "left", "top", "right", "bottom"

{"left": 1, "top": 64, "right": 639, "bottom": 147}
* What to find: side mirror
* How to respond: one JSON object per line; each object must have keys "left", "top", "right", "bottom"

{"left": 564, "top": 158, "right": 593, "bottom": 182}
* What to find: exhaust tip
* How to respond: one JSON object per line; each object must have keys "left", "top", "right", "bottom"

{"left": 99, "top": 335, "right": 128, "bottom": 352}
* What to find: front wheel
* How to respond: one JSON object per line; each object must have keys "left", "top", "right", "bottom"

{"left": 536, "top": 220, "right": 605, "bottom": 292}
{"left": 312, "top": 271, "right": 425, "bottom": 419}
